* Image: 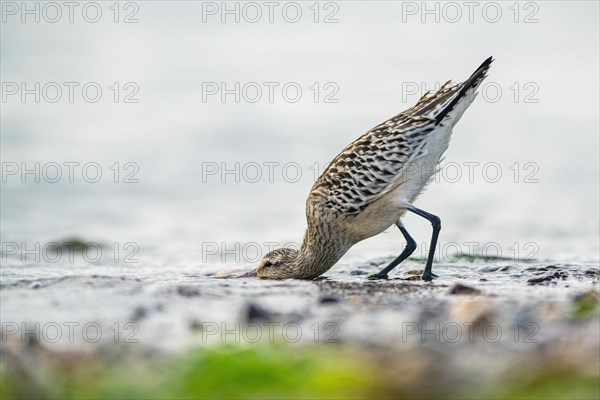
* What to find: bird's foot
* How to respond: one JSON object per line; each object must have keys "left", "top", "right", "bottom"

{"left": 421, "top": 272, "right": 438, "bottom": 282}
{"left": 367, "top": 273, "right": 389, "bottom": 280}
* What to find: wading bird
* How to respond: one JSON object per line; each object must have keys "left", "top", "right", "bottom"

{"left": 245, "top": 57, "right": 492, "bottom": 281}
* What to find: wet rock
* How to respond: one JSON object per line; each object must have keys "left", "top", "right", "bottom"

{"left": 189, "top": 319, "right": 203, "bottom": 331}
{"left": 319, "top": 295, "right": 341, "bottom": 304}
{"left": 244, "top": 303, "right": 271, "bottom": 323}
{"left": 536, "top": 265, "right": 560, "bottom": 273}
{"left": 448, "top": 283, "right": 482, "bottom": 295}
{"left": 177, "top": 285, "right": 201, "bottom": 297}
{"left": 553, "top": 271, "right": 569, "bottom": 280}
{"left": 527, "top": 275, "right": 553, "bottom": 285}
{"left": 525, "top": 266, "right": 540, "bottom": 271}
{"left": 584, "top": 268, "right": 599, "bottom": 276}
{"left": 527, "top": 271, "right": 568, "bottom": 285}
{"left": 350, "top": 270, "right": 367, "bottom": 276}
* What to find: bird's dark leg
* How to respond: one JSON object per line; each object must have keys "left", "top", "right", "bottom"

{"left": 407, "top": 205, "right": 441, "bottom": 282}
{"left": 368, "top": 222, "right": 417, "bottom": 280}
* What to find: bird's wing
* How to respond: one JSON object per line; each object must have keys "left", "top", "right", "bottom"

{"left": 309, "top": 57, "right": 493, "bottom": 215}
{"left": 308, "top": 114, "right": 436, "bottom": 215}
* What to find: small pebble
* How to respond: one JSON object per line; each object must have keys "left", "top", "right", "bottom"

{"left": 130, "top": 306, "right": 148, "bottom": 321}
{"left": 319, "top": 295, "right": 341, "bottom": 304}
{"left": 553, "top": 271, "right": 568, "bottom": 280}
{"left": 189, "top": 320, "right": 202, "bottom": 331}
{"left": 245, "top": 303, "right": 271, "bottom": 323}
{"left": 527, "top": 275, "right": 553, "bottom": 285}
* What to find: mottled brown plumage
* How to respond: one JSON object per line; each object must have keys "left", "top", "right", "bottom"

{"left": 256, "top": 57, "right": 493, "bottom": 280}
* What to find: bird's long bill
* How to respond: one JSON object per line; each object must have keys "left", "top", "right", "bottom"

{"left": 236, "top": 268, "right": 258, "bottom": 278}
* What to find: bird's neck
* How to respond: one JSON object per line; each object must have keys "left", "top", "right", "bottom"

{"left": 291, "top": 225, "right": 350, "bottom": 279}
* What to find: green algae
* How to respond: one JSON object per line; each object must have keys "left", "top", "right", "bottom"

{"left": 1, "top": 343, "right": 598, "bottom": 400}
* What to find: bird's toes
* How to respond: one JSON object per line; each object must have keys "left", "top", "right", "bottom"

{"left": 421, "top": 272, "right": 438, "bottom": 282}
{"left": 367, "top": 273, "right": 389, "bottom": 280}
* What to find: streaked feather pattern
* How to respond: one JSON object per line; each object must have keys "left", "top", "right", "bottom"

{"left": 309, "top": 57, "right": 493, "bottom": 216}
{"left": 255, "top": 58, "right": 493, "bottom": 280}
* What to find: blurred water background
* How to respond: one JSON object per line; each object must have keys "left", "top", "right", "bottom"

{"left": 2, "top": 0, "right": 599, "bottom": 276}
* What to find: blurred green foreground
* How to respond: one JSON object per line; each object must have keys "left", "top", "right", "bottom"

{"left": 1, "top": 342, "right": 598, "bottom": 400}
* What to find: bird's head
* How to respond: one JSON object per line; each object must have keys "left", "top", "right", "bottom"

{"left": 256, "top": 248, "right": 299, "bottom": 279}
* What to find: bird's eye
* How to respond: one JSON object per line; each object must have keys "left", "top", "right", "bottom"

{"left": 264, "top": 261, "right": 273, "bottom": 267}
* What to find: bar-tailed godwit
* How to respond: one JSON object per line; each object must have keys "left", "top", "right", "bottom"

{"left": 248, "top": 57, "right": 493, "bottom": 281}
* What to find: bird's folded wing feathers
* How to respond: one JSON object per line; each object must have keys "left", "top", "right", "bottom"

{"left": 309, "top": 57, "right": 493, "bottom": 216}
{"left": 309, "top": 114, "right": 437, "bottom": 215}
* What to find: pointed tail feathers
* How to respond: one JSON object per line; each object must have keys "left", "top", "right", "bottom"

{"left": 434, "top": 56, "right": 493, "bottom": 125}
